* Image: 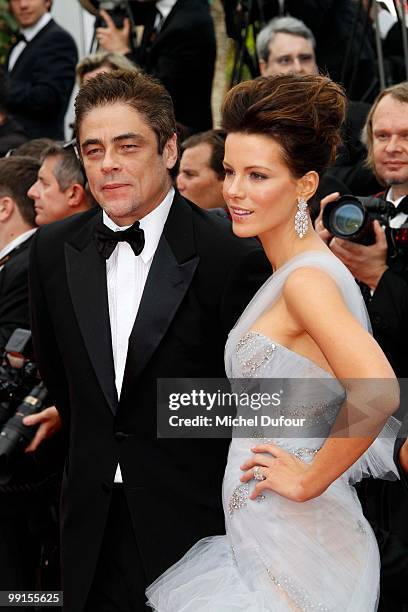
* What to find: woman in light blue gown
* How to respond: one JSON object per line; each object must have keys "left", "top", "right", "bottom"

{"left": 147, "top": 74, "right": 400, "bottom": 611}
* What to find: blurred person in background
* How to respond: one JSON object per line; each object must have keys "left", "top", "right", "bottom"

{"left": 257, "top": 15, "right": 318, "bottom": 77}
{"left": 177, "top": 129, "right": 226, "bottom": 211}
{"left": 94, "top": 0, "right": 216, "bottom": 134}
{"left": 76, "top": 51, "right": 139, "bottom": 86}
{"left": 28, "top": 143, "right": 92, "bottom": 226}
{"left": 5, "top": 0, "right": 78, "bottom": 140}
{"left": 257, "top": 15, "right": 380, "bottom": 197}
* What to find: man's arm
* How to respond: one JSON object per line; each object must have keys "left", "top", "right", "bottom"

{"left": 29, "top": 229, "right": 70, "bottom": 427}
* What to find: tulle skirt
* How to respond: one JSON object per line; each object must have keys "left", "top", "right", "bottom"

{"left": 146, "top": 423, "right": 400, "bottom": 611}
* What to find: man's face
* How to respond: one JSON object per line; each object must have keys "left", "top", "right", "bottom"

{"left": 78, "top": 102, "right": 177, "bottom": 225}
{"left": 27, "top": 156, "right": 72, "bottom": 225}
{"left": 259, "top": 32, "right": 318, "bottom": 76}
{"left": 372, "top": 94, "right": 408, "bottom": 198}
{"left": 176, "top": 143, "right": 224, "bottom": 209}
{"left": 9, "top": 0, "right": 51, "bottom": 28}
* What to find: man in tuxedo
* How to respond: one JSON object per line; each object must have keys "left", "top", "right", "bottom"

{"left": 0, "top": 155, "right": 39, "bottom": 349}
{"left": 6, "top": 0, "right": 78, "bottom": 140}
{"left": 318, "top": 82, "right": 408, "bottom": 378}
{"left": 96, "top": 0, "right": 216, "bottom": 134}
{"left": 29, "top": 70, "right": 270, "bottom": 612}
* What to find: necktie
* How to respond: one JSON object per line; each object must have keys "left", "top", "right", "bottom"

{"left": 93, "top": 221, "right": 145, "bottom": 260}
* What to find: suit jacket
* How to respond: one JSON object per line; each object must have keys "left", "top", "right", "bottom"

{"left": 5, "top": 19, "right": 78, "bottom": 140}
{"left": 133, "top": 0, "right": 215, "bottom": 133}
{"left": 359, "top": 191, "right": 408, "bottom": 378}
{"left": 0, "top": 234, "right": 33, "bottom": 350}
{"left": 29, "top": 193, "right": 271, "bottom": 612}
{"left": 0, "top": 116, "right": 27, "bottom": 157}
{"left": 358, "top": 436, "right": 408, "bottom": 611}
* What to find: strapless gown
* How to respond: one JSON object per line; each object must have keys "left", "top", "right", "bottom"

{"left": 147, "top": 251, "right": 399, "bottom": 611}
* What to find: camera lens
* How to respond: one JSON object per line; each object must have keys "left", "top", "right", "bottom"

{"left": 330, "top": 203, "right": 364, "bottom": 237}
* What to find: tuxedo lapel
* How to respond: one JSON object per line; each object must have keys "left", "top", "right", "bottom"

{"left": 65, "top": 211, "right": 118, "bottom": 415}
{"left": 8, "top": 19, "right": 55, "bottom": 74}
{"left": 121, "top": 195, "right": 199, "bottom": 400}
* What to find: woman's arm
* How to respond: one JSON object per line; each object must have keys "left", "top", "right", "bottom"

{"left": 241, "top": 266, "right": 399, "bottom": 502}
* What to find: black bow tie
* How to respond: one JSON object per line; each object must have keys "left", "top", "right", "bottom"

{"left": 15, "top": 32, "right": 27, "bottom": 44}
{"left": 93, "top": 221, "right": 145, "bottom": 259}
{"left": 395, "top": 195, "right": 408, "bottom": 214}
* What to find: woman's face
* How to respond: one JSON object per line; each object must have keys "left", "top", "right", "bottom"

{"left": 223, "top": 132, "right": 301, "bottom": 239}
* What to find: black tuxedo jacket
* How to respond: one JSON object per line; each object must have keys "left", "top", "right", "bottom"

{"left": 358, "top": 191, "right": 408, "bottom": 378}
{"left": 29, "top": 194, "right": 270, "bottom": 611}
{"left": 0, "top": 234, "right": 33, "bottom": 350}
{"left": 134, "top": 0, "right": 215, "bottom": 133}
{"left": 358, "top": 436, "right": 408, "bottom": 611}
{"left": 6, "top": 19, "right": 78, "bottom": 140}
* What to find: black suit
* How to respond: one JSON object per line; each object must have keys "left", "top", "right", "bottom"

{"left": 133, "top": 0, "right": 215, "bottom": 133}
{"left": 5, "top": 19, "right": 78, "bottom": 140}
{"left": 29, "top": 194, "right": 270, "bottom": 611}
{"left": 0, "top": 234, "right": 33, "bottom": 350}
{"left": 358, "top": 436, "right": 408, "bottom": 612}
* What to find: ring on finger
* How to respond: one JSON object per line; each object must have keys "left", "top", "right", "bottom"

{"left": 253, "top": 466, "right": 266, "bottom": 481}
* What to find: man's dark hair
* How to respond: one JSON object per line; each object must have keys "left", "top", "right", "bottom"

{"left": 75, "top": 70, "right": 177, "bottom": 156}
{"left": 41, "top": 144, "right": 86, "bottom": 190}
{"left": 0, "top": 156, "right": 40, "bottom": 226}
{"left": 182, "top": 129, "right": 227, "bottom": 180}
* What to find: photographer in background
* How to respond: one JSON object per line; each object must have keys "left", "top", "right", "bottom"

{"left": 95, "top": 0, "right": 216, "bottom": 134}
{"left": 0, "top": 155, "right": 61, "bottom": 605}
{"left": 317, "top": 82, "right": 408, "bottom": 378}
{"left": 317, "top": 82, "right": 408, "bottom": 612}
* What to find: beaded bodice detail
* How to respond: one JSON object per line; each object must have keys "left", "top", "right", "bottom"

{"left": 230, "top": 331, "right": 344, "bottom": 439}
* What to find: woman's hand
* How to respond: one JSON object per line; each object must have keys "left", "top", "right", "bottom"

{"left": 240, "top": 443, "right": 321, "bottom": 503}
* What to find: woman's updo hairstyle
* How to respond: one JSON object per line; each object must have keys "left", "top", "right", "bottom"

{"left": 221, "top": 74, "right": 346, "bottom": 178}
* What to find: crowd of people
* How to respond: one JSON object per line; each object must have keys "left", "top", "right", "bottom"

{"left": 0, "top": 1, "right": 407, "bottom": 611}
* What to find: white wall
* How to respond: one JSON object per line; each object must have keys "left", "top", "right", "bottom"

{"left": 51, "top": 0, "right": 96, "bottom": 138}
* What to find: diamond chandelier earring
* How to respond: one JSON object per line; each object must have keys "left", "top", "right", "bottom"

{"left": 294, "top": 197, "right": 308, "bottom": 238}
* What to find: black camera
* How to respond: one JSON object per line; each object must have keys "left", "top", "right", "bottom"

{"left": 95, "top": 1, "right": 129, "bottom": 28}
{"left": 0, "top": 330, "right": 48, "bottom": 484}
{"left": 322, "top": 194, "right": 408, "bottom": 248}
{"left": 81, "top": 0, "right": 141, "bottom": 28}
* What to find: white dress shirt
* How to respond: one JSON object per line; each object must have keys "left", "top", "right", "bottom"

{"left": 0, "top": 228, "right": 37, "bottom": 270}
{"left": 104, "top": 187, "right": 174, "bottom": 483}
{"left": 8, "top": 12, "right": 52, "bottom": 72}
